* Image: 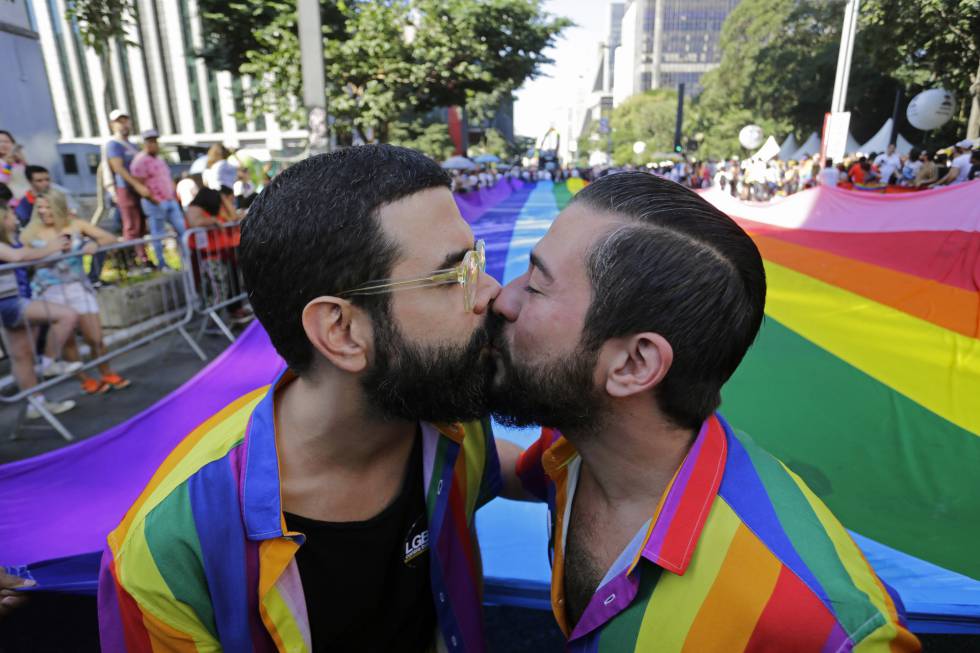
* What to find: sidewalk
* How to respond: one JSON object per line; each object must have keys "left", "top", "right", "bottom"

{"left": 0, "top": 328, "right": 234, "bottom": 464}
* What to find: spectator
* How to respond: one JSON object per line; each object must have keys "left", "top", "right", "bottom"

{"left": 203, "top": 145, "right": 239, "bottom": 219}
{"left": 847, "top": 156, "right": 866, "bottom": 183}
{"left": 934, "top": 151, "right": 950, "bottom": 179}
{"left": 175, "top": 171, "right": 199, "bottom": 210}
{"left": 0, "top": 130, "right": 29, "bottom": 202}
{"left": 14, "top": 165, "right": 51, "bottom": 226}
{"left": 130, "top": 129, "right": 186, "bottom": 270}
{"left": 968, "top": 150, "right": 980, "bottom": 181}
{"left": 184, "top": 183, "right": 250, "bottom": 323}
{"left": 874, "top": 143, "right": 902, "bottom": 185}
{"left": 900, "top": 148, "right": 922, "bottom": 185}
{"left": 935, "top": 140, "right": 975, "bottom": 185}
{"left": 818, "top": 158, "right": 840, "bottom": 186}
{"left": 1, "top": 185, "right": 81, "bottom": 417}
{"left": 205, "top": 144, "right": 237, "bottom": 193}
{"left": 105, "top": 110, "right": 153, "bottom": 263}
{"left": 233, "top": 166, "right": 256, "bottom": 210}
{"left": 912, "top": 151, "right": 939, "bottom": 188}
{"left": 21, "top": 190, "right": 130, "bottom": 394}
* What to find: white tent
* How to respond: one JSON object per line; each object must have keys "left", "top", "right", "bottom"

{"left": 753, "top": 135, "right": 781, "bottom": 162}
{"left": 846, "top": 132, "right": 862, "bottom": 156}
{"left": 777, "top": 134, "right": 798, "bottom": 160}
{"left": 789, "top": 132, "right": 821, "bottom": 160}
{"left": 858, "top": 119, "right": 913, "bottom": 156}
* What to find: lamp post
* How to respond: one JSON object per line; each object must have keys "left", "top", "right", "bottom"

{"left": 830, "top": 0, "right": 860, "bottom": 114}
{"left": 298, "top": 0, "right": 327, "bottom": 152}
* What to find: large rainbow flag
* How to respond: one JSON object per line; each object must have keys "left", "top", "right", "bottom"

{"left": 1, "top": 179, "right": 977, "bottom": 634}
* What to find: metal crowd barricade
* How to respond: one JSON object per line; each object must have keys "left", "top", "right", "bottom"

{"left": 0, "top": 234, "right": 201, "bottom": 441}
{"left": 179, "top": 222, "right": 248, "bottom": 343}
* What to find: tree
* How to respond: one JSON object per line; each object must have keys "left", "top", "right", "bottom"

{"left": 694, "top": 0, "right": 980, "bottom": 154}
{"left": 578, "top": 90, "right": 681, "bottom": 166}
{"left": 388, "top": 119, "right": 456, "bottom": 161}
{"left": 199, "top": 0, "right": 570, "bottom": 143}
{"left": 65, "top": 0, "right": 138, "bottom": 119}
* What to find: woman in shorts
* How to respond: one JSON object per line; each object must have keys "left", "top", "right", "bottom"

{"left": 21, "top": 190, "right": 131, "bottom": 394}
{"left": 1, "top": 190, "right": 81, "bottom": 416}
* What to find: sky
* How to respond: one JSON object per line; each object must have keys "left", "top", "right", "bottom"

{"left": 513, "top": 0, "right": 609, "bottom": 140}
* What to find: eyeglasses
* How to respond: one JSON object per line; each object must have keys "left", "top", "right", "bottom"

{"left": 339, "top": 240, "right": 486, "bottom": 312}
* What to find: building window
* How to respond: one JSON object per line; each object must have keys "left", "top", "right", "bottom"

{"left": 208, "top": 70, "right": 222, "bottom": 132}
{"left": 87, "top": 153, "right": 99, "bottom": 174}
{"left": 68, "top": 15, "right": 99, "bottom": 135}
{"left": 641, "top": 71, "right": 653, "bottom": 91}
{"left": 152, "top": 0, "right": 180, "bottom": 132}
{"left": 62, "top": 153, "right": 79, "bottom": 175}
{"left": 232, "top": 76, "right": 246, "bottom": 132}
{"left": 116, "top": 37, "right": 140, "bottom": 132}
{"left": 45, "top": 0, "right": 81, "bottom": 136}
{"left": 177, "top": 0, "right": 205, "bottom": 133}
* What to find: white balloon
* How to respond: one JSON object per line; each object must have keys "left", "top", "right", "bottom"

{"left": 739, "top": 125, "right": 765, "bottom": 150}
{"left": 907, "top": 89, "right": 956, "bottom": 131}
{"left": 633, "top": 141, "right": 647, "bottom": 154}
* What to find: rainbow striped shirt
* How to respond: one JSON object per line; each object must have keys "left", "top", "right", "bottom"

{"left": 516, "top": 413, "right": 920, "bottom": 652}
{"left": 98, "top": 371, "right": 501, "bottom": 652}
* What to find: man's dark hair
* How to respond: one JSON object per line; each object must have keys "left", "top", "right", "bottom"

{"left": 0, "top": 130, "right": 14, "bottom": 142}
{"left": 240, "top": 145, "right": 451, "bottom": 373}
{"left": 571, "top": 172, "right": 766, "bottom": 430}
{"left": 25, "top": 165, "right": 48, "bottom": 181}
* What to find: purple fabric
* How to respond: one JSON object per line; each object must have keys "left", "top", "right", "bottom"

{"left": 0, "top": 323, "right": 284, "bottom": 565}
{"left": 462, "top": 180, "right": 535, "bottom": 283}
{"left": 0, "top": 184, "right": 524, "bottom": 568}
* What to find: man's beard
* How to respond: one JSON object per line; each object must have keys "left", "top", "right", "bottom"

{"left": 360, "top": 310, "right": 493, "bottom": 423}
{"left": 488, "top": 318, "right": 606, "bottom": 434}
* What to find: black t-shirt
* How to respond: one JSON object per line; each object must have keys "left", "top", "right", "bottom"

{"left": 284, "top": 434, "right": 435, "bottom": 652}
{"left": 189, "top": 187, "right": 222, "bottom": 216}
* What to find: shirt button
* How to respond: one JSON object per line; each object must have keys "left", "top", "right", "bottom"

{"left": 439, "top": 592, "right": 446, "bottom": 603}
{"left": 451, "top": 635, "right": 458, "bottom": 647}
{"left": 603, "top": 593, "right": 616, "bottom": 605}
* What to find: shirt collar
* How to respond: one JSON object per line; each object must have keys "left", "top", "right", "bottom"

{"left": 543, "top": 413, "right": 729, "bottom": 577}
{"left": 241, "top": 367, "right": 466, "bottom": 540}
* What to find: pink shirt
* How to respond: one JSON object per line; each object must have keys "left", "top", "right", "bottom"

{"left": 130, "top": 152, "right": 175, "bottom": 202}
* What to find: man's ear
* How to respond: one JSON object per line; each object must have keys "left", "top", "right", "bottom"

{"left": 603, "top": 333, "right": 673, "bottom": 398}
{"left": 301, "top": 297, "right": 372, "bottom": 373}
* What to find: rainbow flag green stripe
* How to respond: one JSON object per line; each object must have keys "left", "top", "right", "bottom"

{"left": 723, "top": 316, "right": 979, "bottom": 578}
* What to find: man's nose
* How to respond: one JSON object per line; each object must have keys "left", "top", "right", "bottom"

{"left": 491, "top": 275, "right": 525, "bottom": 322}
{"left": 471, "top": 270, "right": 501, "bottom": 315}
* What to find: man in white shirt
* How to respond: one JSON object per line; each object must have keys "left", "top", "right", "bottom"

{"left": 873, "top": 143, "right": 902, "bottom": 184}
{"left": 819, "top": 158, "right": 841, "bottom": 186}
{"left": 935, "top": 140, "right": 974, "bottom": 185}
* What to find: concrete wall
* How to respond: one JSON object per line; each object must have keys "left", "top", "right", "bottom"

{"left": 0, "top": 0, "right": 62, "bottom": 181}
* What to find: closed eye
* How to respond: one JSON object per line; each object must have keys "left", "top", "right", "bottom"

{"left": 524, "top": 285, "right": 541, "bottom": 295}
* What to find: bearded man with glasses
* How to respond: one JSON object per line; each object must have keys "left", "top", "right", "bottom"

{"left": 98, "top": 145, "right": 503, "bottom": 653}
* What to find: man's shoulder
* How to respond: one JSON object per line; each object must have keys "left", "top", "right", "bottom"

{"left": 108, "top": 386, "right": 270, "bottom": 556}
{"left": 714, "top": 426, "right": 909, "bottom": 648}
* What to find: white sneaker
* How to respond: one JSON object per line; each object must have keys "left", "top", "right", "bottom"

{"left": 26, "top": 399, "right": 76, "bottom": 420}
{"left": 39, "top": 360, "right": 84, "bottom": 378}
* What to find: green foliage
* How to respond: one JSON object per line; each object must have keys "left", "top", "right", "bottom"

{"left": 470, "top": 128, "right": 511, "bottom": 159}
{"left": 202, "top": 0, "right": 569, "bottom": 141}
{"left": 578, "top": 90, "right": 680, "bottom": 165}
{"left": 65, "top": 0, "right": 137, "bottom": 56}
{"left": 388, "top": 119, "right": 456, "bottom": 161}
{"left": 65, "top": 0, "right": 138, "bottom": 118}
{"left": 692, "top": 0, "right": 980, "bottom": 156}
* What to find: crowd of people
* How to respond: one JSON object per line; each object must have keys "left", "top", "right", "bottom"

{"left": 0, "top": 145, "right": 917, "bottom": 652}
{"left": 656, "top": 138, "right": 979, "bottom": 201}
{"left": 0, "top": 110, "right": 257, "bottom": 421}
